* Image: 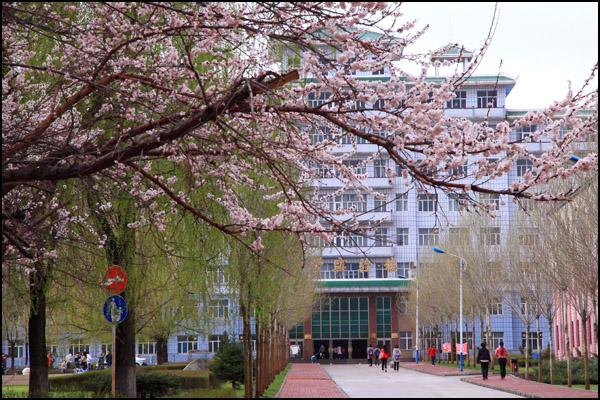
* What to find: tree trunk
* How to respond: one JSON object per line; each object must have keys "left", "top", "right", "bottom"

{"left": 255, "top": 319, "right": 263, "bottom": 398}
{"left": 28, "top": 263, "right": 49, "bottom": 398}
{"left": 156, "top": 336, "right": 168, "bottom": 365}
{"left": 581, "top": 314, "right": 590, "bottom": 390}
{"left": 536, "top": 316, "right": 542, "bottom": 382}
{"left": 562, "top": 298, "right": 572, "bottom": 387}
{"left": 115, "top": 291, "right": 136, "bottom": 398}
{"left": 240, "top": 301, "right": 253, "bottom": 398}
{"left": 547, "top": 305, "right": 554, "bottom": 385}
{"left": 525, "top": 323, "right": 530, "bottom": 379}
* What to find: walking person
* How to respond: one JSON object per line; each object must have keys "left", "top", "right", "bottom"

{"left": 98, "top": 349, "right": 105, "bottom": 370}
{"left": 105, "top": 349, "right": 112, "bottom": 368}
{"left": 374, "top": 345, "right": 380, "bottom": 367}
{"left": 392, "top": 345, "right": 402, "bottom": 371}
{"left": 367, "top": 344, "right": 374, "bottom": 367}
{"left": 380, "top": 345, "right": 389, "bottom": 372}
{"left": 477, "top": 342, "right": 491, "bottom": 380}
{"left": 319, "top": 344, "right": 325, "bottom": 360}
{"left": 495, "top": 341, "right": 508, "bottom": 379}
{"left": 428, "top": 344, "right": 437, "bottom": 366}
{"left": 337, "top": 345, "right": 342, "bottom": 359}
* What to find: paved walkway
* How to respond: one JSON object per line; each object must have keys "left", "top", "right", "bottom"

{"left": 400, "top": 363, "right": 597, "bottom": 398}
{"left": 278, "top": 364, "right": 347, "bottom": 398}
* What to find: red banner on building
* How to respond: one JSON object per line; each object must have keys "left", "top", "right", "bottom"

{"left": 455, "top": 343, "right": 468, "bottom": 354}
{"left": 442, "top": 343, "right": 451, "bottom": 353}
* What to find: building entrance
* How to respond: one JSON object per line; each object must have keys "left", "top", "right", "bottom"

{"left": 332, "top": 339, "right": 348, "bottom": 359}
{"left": 351, "top": 339, "right": 367, "bottom": 360}
{"left": 313, "top": 340, "right": 329, "bottom": 360}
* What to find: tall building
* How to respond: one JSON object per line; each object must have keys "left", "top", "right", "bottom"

{"left": 293, "top": 41, "right": 562, "bottom": 362}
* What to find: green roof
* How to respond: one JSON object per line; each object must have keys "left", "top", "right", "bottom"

{"left": 319, "top": 279, "right": 411, "bottom": 288}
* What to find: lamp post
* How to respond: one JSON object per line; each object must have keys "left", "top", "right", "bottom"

{"left": 433, "top": 247, "right": 467, "bottom": 372}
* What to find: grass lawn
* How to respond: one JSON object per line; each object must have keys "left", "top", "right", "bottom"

{"left": 558, "top": 384, "right": 598, "bottom": 392}
{"left": 221, "top": 363, "right": 291, "bottom": 398}
{"left": 2, "top": 385, "right": 28, "bottom": 393}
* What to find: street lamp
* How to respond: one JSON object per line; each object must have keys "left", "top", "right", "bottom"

{"left": 433, "top": 247, "right": 467, "bottom": 372}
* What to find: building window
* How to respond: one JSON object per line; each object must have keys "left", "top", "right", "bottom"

{"left": 492, "top": 332, "right": 504, "bottom": 351}
{"left": 397, "top": 262, "right": 411, "bottom": 279}
{"left": 308, "top": 126, "right": 332, "bottom": 144}
{"left": 490, "top": 297, "right": 503, "bottom": 315}
{"left": 448, "top": 193, "right": 468, "bottom": 212}
{"left": 344, "top": 262, "right": 368, "bottom": 279}
{"left": 516, "top": 158, "right": 534, "bottom": 177}
{"left": 308, "top": 92, "right": 331, "bottom": 108}
{"left": 177, "top": 335, "right": 198, "bottom": 354}
{"left": 446, "top": 91, "right": 467, "bottom": 109}
{"left": 209, "top": 299, "right": 229, "bottom": 318}
{"left": 372, "top": 98, "right": 385, "bottom": 108}
{"left": 312, "top": 297, "right": 369, "bottom": 339}
{"left": 516, "top": 125, "right": 537, "bottom": 141}
{"left": 349, "top": 232, "right": 368, "bottom": 247}
{"left": 321, "top": 262, "right": 340, "bottom": 279}
{"left": 418, "top": 228, "right": 439, "bottom": 246}
{"left": 479, "top": 193, "right": 500, "bottom": 210}
{"left": 395, "top": 193, "right": 408, "bottom": 211}
{"left": 210, "top": 268, "right": 227, "bottom": 285}
{"left": 375, "top": 262, "right": 390, "bottom": 279}
{"left": 477, "top": 90, "right": 497, "bottom": 108}
{"left": 448, "top": 163, "right": 468, "bottom": 178}
{"left": 522, "top": 332, "right": 542, "bottom": 350}
{"left": 289, "top": 324, "right": 304, "bottom": 340}
{"left": 376, "top": 297, "right": 392, "bottom": 338}
{"left": 138, "top": 342, "right": 157, "bottom": 355}
{"left": 328, "top": 194, "right": 367, "bottom": 212}
{"left": 374, "top": 195, "right": 388, "bottom": 211}
{"left": 69, "top": 340, "right": 90, "bottom": 356}
{"left": 8, "top": 340, "right": 25, "bottom": 358}
{"left": 519, "top": 228, "right": 539, "bottom": 246}
{"left": 208, "top": 335, "right": 222, "bottom": 353}
{"left": 396, "top": 228, "right": 409, "bottom": 246}
{"left": 342, "top": 160, "right": 367, "bottom": 176}
{"left": 448, "top": 227, "right": 465, "bottom": 244}
{"left": 374, "top": 228, "right": 389, "bottom": 247}
{"left": 482, "top": 227, "right": 501, "bottom": 246}
{"left": 417, "top": 194, "right": 438, "bottom": 212}
{"left": 373, "top": 159, "right": 387, "bottom": 178}
{"left": 398, "top": 332, "right": 413, "bottom": 350}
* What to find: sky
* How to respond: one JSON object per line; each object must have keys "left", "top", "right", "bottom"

{"left": 394, "top": 2, "right": 598, "bottom": 109}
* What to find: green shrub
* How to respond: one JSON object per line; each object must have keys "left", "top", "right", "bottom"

{"left": 167, "top": 387, "right": 236, "bottom": 398}
{"left": 49, "top": 370, "right": 183, "bottom": 398}
{"left": 209, "top": 332, "right": 244, "bottom": 389}
{"left": 533, "top": 358, "right": 598, "bottom": 385}
{"left": 162, "top": 370, "right": 218, "bottom": 390}
{"left": 137, "top": 372, "right": 181, "bottom": 398}
{"left": 137, "top": 362, "right": 188, "bottom": 372}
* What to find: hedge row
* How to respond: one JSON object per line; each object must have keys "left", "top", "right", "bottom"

{"left": 48, "top": 369, "right": 214, "bottom": 397}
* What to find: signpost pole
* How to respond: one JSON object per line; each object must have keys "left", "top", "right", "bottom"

{"left": 112, "top": 323, "right": 116, "bottom": 398}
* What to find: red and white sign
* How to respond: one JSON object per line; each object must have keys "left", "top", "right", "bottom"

{"left": 104, "top": 265, "right": 127, "bottom": 294}
{"left": 455, "top": 343, "right": 468, "bottom": 354}
{"left": 442, "top": 343, "right": 451, "bottom": 353}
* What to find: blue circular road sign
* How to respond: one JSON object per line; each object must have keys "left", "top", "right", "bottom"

{"left": 103, "top": 295, "right": 128, "bottom": 324}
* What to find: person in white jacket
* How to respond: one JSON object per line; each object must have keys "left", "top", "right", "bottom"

{"left": 392, "top": 345, "right": 402, "bottom": 371}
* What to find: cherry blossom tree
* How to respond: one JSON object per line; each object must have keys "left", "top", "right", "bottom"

{"left": 2, "top": 1, "right": 598, "bottom": 396}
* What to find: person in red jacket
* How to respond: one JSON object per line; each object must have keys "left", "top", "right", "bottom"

{"left": 495, "top": 341, "right": 509, "bottom": 379}
{"left": 380, "top": 345, "right": 389, "bottom": 372}
{"left": 428, "top": 344, "right": 437, "bottom": 366}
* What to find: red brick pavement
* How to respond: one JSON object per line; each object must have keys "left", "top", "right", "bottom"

{"left": 462, "top": 375, "right": 598, "bottom": 398}
{"left": 400, "top": 362, "right": 597, "bottom": 398}
{"left": 278, "top": 364, "right": 347, "bottom": 398}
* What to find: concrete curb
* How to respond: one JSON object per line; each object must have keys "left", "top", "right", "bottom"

{"left": 398, "top": 364, "right": 481, "bottom": 377}
{"left": 321, "top": 363, "right": 350, "bottom": 398}
{"left": 275, "top": 364, "right": 293, "bottom": 399}
{"left": 460, "top": 376, "right": 537, "bottom": 398}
